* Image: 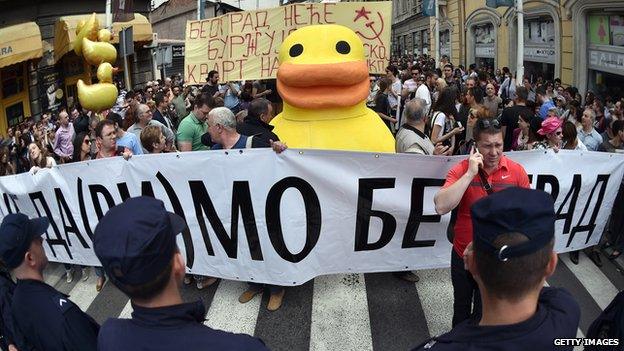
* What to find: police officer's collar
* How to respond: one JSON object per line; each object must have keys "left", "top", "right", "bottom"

{"left": 130, "top": 300, "right": 206, "bottom": 327}
{"left": 434, "top": 304, "right": 547, "bottom": 344}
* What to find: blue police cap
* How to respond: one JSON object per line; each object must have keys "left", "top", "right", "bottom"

{"left": 471, "top": 187, "right": 555, "bottom": 261}
{"left": 93, "top": 197, "right": 187, "bottom": 287}
{"left": 0, "top": 213, "right": 49, "bottom": 269}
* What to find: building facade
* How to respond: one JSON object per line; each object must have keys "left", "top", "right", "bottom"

{"left": 0, "top": 0, "right": 153, "bottom": 132}
{"left": 150, "top": 0, "right": 242, "bottom": 78}
{"left": 391, "top": 0, "right": 624, "bottom": 99}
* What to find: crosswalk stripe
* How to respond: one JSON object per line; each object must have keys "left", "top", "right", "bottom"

{"left": 204, "top": 279, "right": 260, "bottom": 336}
{"left": 415, "top": 268, "right": 453, "bottom": 338}
{"left": 549, "top": 255, "right": 602, "bottom": 333}
{"left": 310, "top": 274, "right": 373, "bottom": 351}
{"left": 560, "top": 254, "right": 619, "bottom": 310}
{"left": 43, "top": 263, "right": 66, "bottom": 286}
{"left": 119, "top": 300, "right": 133, "bottom": 319}
{"left": 67, "top": 273, "right": 99, "bottom": 312}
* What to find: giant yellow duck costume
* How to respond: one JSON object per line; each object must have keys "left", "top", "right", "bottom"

{"left": 74, "top": 13, "right": 119, "bottom": 112}
{"left": 270, "top": 24, "right": 395, "bottom": 153}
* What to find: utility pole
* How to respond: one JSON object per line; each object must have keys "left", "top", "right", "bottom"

{"left": 434, "top": 0, "right": 440, "bottom": 66}
{"left": 516, "top": 0, "right": 524, "bottom": 85}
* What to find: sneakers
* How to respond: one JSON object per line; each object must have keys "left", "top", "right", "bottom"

{"left": 196, "top": 277, "right": 218, "bottom": 290}
{"left": 239, "top": 288, "right": 263, "bottom": 303}
{"left": 65, "top": 269, "right": 74, "bottom": 283}
{"left": 96, "top": 276, "right": 106, "bottom": 292}
{"left": 81, "top": 267, "right": 90, "bottom": 282}
{"left": 267, "top": 289, "right": 286, "bottom": 311}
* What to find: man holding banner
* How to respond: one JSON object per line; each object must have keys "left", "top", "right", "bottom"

{"left": 434, "top": 118, "right": 530, "bottom": 326}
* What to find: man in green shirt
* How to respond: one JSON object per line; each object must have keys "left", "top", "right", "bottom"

{"left": 172, "top": 85, "right": 187, "bottom": 121}
{"left": 177, "top": 93, "right": 214, "bottom": 151}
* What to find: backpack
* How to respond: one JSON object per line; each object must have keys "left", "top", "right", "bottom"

{"left": 585, "top": 291, "right": 624, "bottom": 351}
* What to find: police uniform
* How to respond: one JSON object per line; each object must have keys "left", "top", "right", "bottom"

{"left": 0, "top": 270, "right": 22, "bottom": 350}
{"left": 412, "top": 188, "right": 580, "bottom": 351}
{"left": 93, "top": 196, "right": 269, "bottom": 351}
{"left": 0, "top": 213, "right": 99, "bottom": 351}
{"left": 11, "top": 279, "right": 99, "bottom": 351}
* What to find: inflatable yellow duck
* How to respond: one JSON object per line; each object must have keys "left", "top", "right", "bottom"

{"left": 74, "top": 13, "right": 119, "bottom": 112}
{"left": 270, "top": 24, "right": 395, "bottom": 153}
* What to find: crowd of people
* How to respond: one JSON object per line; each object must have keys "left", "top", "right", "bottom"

{"left": 0, "top": 54, "right": 622, "bottom": 350}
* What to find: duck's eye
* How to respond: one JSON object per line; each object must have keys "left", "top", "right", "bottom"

{"left": 336, "top": 41, "right": 350, "bottom": 55}
{"left": 289, "top": 44, "right": 303, "bottom": 57}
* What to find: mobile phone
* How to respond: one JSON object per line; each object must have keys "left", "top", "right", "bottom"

{"left": 457, "top": 121, "right": 463, "bottom": 128}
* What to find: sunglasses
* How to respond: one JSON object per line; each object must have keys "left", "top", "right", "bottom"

{"left": 84, "top": 139, "right": 91, "bottom": 145}
{"left": 477, "top": 119, "right": 501, "bottom": 129}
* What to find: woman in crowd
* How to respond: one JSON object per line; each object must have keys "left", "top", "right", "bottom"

{"left": 430, "top": 88, "right": 463, "bottom": 154}
{"left": 63, "top": 132, "right": 94, "bottom": 284}
{"left": 28, "top": 142, "right": 56, "bottom": 173}
{"left": 140, "top": 125, "right": 167, "bottom": 154}
{"left": 0, "top": 147, "right": 15, "bottom": 176}
{"left": 533, "top": 116, "right": 563, "bottom": 151}
{"left": 433, "top": 78, "right": 447, "bottom": 102}
{"left": 523, "top": 116, "right": 547, "bottom": 150}
{"left": 71, "top": 131, "right": 95, "bottom": 162}
{"left": 561, "top": 121, "right": 587, "bottom": 151}
{"left": 511, "top": 113, "right": 532, "bottom": 151}
{"left": 373, "top": 78, "right": 397, "bottom": 131}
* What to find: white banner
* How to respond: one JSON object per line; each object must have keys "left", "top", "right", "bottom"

{"left": 0, "top": 149, "right": 622, "bottom": 285}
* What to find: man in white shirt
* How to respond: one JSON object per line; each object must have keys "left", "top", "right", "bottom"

{"left": 386, "top": 65, "right": 402, "bottom": 115}
{"left": 401, "top": 67, "right": 420, "bottom": 102}
{"left": 413, "top": 75, "right": 432, "bottom": 117}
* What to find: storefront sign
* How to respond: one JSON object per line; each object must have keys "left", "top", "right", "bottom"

{"left": 588, "top": 49, "right": 624, "bottom": 76}
{"left": 184, "top": 2, "right": 392, "bottom": 83}
{"left": 0, "top": 46, "right": 12, "bottom": 56}
{"left": 172, "top": 45, "right": 185, "bottom": 58}
{"left": 39, "top": 66, "right": 65, "bottom": 112}
{"left": 475, "top": 45, "right": 495, "bottom": 58}
{"left": 524, "top": 46, "right": 556, "bottom": 63}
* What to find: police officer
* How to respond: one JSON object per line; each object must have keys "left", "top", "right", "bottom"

{"left": 93, "top": 196, "right": 269, "bottom": 350}
{"left": 413, "top": 187, "right": 580, "bottom": 350}
{"left": 0, "top": 213, "right": 99, "bottom": 351}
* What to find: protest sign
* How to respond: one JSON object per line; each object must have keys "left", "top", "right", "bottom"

{"left": 0, "top": 149, "right": 622, "bottom": 285}
{"left": 184, "top": 2, "right": 392, "bottom": 83}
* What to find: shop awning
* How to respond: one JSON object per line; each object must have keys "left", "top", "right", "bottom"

{"left": 0, "top": 22, "right": 43, "bottom": 69}
{"left": 54, "top": 13, "right": 153, "bottom": 63}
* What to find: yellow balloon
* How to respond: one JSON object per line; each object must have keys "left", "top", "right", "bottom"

{"left": 77, "top": 79, "right": 118, "bottom": 112}
{"left": 73, "top": 13, "right": 99, "bottom": 56}
{"left": 82, "top": 38, "right": 117, "bottom": 66}
{"left": 76, "top": 20, "right": 86, "bottom": 35}
{"left": 98, "top": 29, "right": 112, "bottom": 43}
{"left": 96, "top": 62, "right": 114, "bottom": 84}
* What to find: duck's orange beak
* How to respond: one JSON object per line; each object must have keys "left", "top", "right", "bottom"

{"left": 277, "top": 61, "right": 370, "bottom": 110}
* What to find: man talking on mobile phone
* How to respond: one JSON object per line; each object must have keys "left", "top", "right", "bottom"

{"left": 434, "top": 118, "right": 530, "bottom": 326}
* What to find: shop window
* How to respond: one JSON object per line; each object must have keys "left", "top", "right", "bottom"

{"left": 524, "top": 18, "right": 555, "bottom": 45}
{"left": 588, "top": 14, "right": 624, "bottom": 47}
{"left": 5, "top": 101, "right": 24, "bottom": 127}
{"left": 474, "top": 24, "right": 495, "bottom": 45}
{"left": 0, "top": 64, "right": 25, "bottom": 99}
{"left": 63, "top": 54, "right": 85, "bottom": 77}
